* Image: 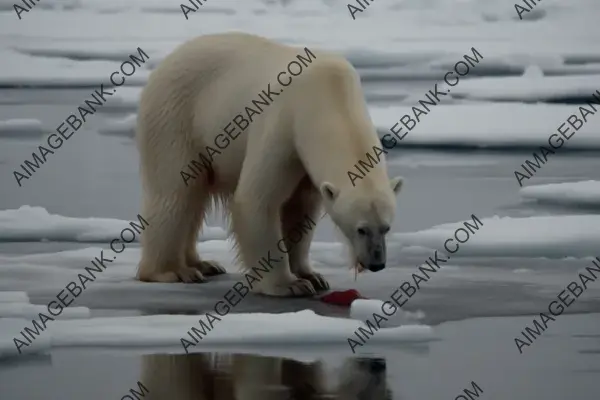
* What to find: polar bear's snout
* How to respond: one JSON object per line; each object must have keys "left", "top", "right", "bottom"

{"left": 369, "top": 263, "right": 385, "bottom": 272}
{"left": 355, "top": 225, "right": 388, "bottom": 272}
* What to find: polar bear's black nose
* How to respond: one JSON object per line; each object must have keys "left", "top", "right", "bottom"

{"left": 368, "top": 263, "right": 385, "bottom": 272}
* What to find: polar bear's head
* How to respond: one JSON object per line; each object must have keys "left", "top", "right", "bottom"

{"left": 320, "top": 176, "right": 403, "bottom": 272}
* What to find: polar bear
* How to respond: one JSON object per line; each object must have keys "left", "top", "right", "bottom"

{"left": 135, "top": 32, "right": 403, "bottom": 297}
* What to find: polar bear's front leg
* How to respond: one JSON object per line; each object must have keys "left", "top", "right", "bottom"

{"left": 231, "top": 200, "right": 316, "bottom": 297}
{"left": 281, "top": 178, "right": 330, "bottom": 292}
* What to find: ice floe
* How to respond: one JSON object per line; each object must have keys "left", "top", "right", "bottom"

{"left": 0, "top": 119, "right": 44, "bottom": 139}
{"left": 50, "top": 311, "right": 433, "bottom": 348}
{"left": 0, "top": 207, "right": 598, "bottom": 358}
{"left": 0, "top": 206, "right": 226, "bottom": 243}
{"left": 0, "top": 49, "right": 150, "bottom": 88}
{"left": 447, "top": 67, "right": 600, "bottom": 103}
{"left": 0, "top": 0, "right": 598, "bottom": 92}
{"left": 0, "top": 291, "right": 29, "bottom": 304}
{"left": 96, "top": 87, "right": 142, "bottom": 113}
{"left": 1, "top": 206, "right": 598, "bottom": 276}
{"left": 0, "top": 303, "right": 90, "bottom": 320}
{"left": 90, "top": 102, "right": 600, "bottom": 147}
{"left": 520, "top": 180, "right": 600, "bottom": 208}
{"left": 98, "top": 114, "right": 136, "bottom": 137}
{"left": 350, "top": 299, "right": 425, "bottom": 328}
{"left": 394, "top": 214, "right": 600, "bottom": 258}
{"left": 0, "top": 309, "right": 434, "bottom": 359}
{"left": 371, "top": 103, "right": 600, "bottom": 149}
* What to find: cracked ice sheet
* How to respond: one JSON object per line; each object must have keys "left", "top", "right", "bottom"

{"left": 0, "top": 212, "right": 599, "bottom": 311}
{"left": 0, "top": 0, "right": 599, "bottom": 90}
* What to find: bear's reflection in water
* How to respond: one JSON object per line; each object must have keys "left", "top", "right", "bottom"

{"left": 139, "top": 352, "right": 393, "bottom": 400}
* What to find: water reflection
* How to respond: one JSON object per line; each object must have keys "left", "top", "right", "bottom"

{"left": 139, "top": 352, "right": 393, "bottom": 400}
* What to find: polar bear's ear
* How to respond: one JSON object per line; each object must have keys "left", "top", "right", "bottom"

{"left": 320, "top": 181, "right": 339, "bottom": 202}
{"left": 390, "top": 176, "right": 404, "bottom": 195}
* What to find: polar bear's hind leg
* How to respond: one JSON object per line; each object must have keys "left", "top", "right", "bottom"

{"left": 184, "top": 190, "right": 227, "bottom": 277}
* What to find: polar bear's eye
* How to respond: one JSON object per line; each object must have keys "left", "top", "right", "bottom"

{"left": 357, "top": 228, "right": 367, "bottom": 236}
{"left": 380, "top": 225, "right": 390, "bottom": 234}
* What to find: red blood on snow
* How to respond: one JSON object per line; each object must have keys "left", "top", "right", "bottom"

{"left": 319, "top": 289, "right": 367, "bottom": 307}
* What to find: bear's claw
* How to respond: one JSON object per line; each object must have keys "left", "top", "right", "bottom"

{"left": 298, "top": 272, "right": 330, "bottom": 292}
{"left": 287, "top": 279, "right": 317, "bottom": 297}
{"left": 190, "top": 260, "right": 227, "bottom": 276}
{"left": 175, "top": 268, "right": 207, "bottom": 283}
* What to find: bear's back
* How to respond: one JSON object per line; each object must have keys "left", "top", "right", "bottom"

{"left": 141, "top": 32, "right": 354, "bottom": 109}
{"left": 135, "top": 32, "right": 367, "bottom": 189}
{"left": 137, "top": 32, "right": 358, "bottom": 140}
{"left": 143, "top": 33, "right": 301, "bottom": 101}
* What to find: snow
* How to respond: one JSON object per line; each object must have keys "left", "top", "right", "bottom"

{"left": 0, "top": 119, "right": 44, "bottom": 138}
{"left": 98, "top": 114, "right": 136, "bottom": 137}
{"left": 520, "top": 180, "right": 600, "bottom": 207}
{"left": 394, "top": 214, "right": 600, "bottom": 258}
{"left": 446, "top": 67, "right": 600, "bottom": 103}
{"left": 0, "top": 206, "right": 227, "bottom": 243}
{"left": 371, "top": 103, "right": 600, "bottom": 149}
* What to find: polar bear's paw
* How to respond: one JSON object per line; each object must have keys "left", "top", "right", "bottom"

{"left": 139, "top": 268, "right": 207, "bottom": 283}
{"left": 261, "top": 279, "right": 317, "bottom": 297}
{"left": 285, "top": 279, "right": 317, "bottom": 297}
{"left": 297, "top": 272, "right": 330, "bottom": 292}
{"left": 191, "top": 260, "right": 227, "bottom": 276}
{"left": 175, "top": 268, "right": 207, "bottom": 283}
